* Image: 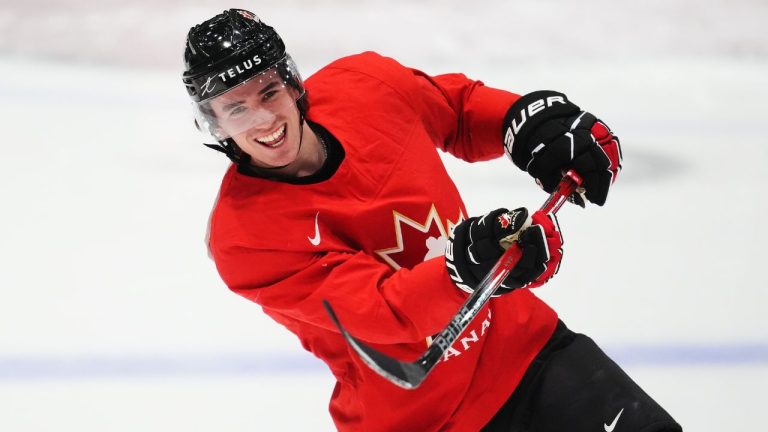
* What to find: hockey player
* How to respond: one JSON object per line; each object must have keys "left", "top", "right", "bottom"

{"left": 182, "top": 9, "right": 681, "bottom": 432}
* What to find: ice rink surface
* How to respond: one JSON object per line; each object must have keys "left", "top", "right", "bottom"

{"left": 1, "top": 0, "right": 767, "bottom": 430}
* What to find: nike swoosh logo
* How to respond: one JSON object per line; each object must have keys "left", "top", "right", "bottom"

{"left": 308, "top": 212, "right": 321, "bottom": 246}
{"left": 604, "top": 408, "right": 624, "bottom": 432}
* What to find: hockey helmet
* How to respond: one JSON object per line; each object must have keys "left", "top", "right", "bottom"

{"left": 183, "top": 9, "right": 306, "bottom": 143}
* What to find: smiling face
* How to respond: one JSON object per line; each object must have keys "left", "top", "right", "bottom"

{"left": 209, "top": 72, "right": 303, "bottom": 170}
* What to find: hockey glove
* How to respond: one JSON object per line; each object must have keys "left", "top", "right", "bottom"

{"left": 445, "top": 208, "right": 563, "bottom": 296}
{"left": 502, "top": 91, "right": 622, "bottom": 206}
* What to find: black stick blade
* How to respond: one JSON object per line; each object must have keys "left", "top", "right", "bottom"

{"left": 323, "top": 300, "right": 428, "bottom": 389}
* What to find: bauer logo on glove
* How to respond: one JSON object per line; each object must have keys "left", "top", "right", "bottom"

{"left": 502, "top": 90, "right": 623, "bottom": 206}
{"left": 503, "top": 94, "right": 568, "bottom": 152}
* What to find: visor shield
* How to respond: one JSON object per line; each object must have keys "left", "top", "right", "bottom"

{"left": 192, "top": 57, "right": 304, "bottom": 141}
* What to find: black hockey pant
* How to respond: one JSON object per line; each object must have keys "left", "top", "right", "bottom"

{"left": 482, "top": 321, "right": 682, "bottom": 432}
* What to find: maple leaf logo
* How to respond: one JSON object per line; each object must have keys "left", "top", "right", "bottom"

{"left": 375, "top": 204, "right": 464, "bottom": 270}
{"left": 497, "top": 213, "right": 513, "bottom": 229}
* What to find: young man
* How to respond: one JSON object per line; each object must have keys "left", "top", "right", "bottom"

{"left": 182, "top": 9, "right": 681, "bottom": 432}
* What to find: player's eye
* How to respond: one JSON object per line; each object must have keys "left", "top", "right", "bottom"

{"left": 228, "top": 106, "right": 247, "bottom": 117}
{"left": 262, "top": 90, "right": 278, "bottom": 102}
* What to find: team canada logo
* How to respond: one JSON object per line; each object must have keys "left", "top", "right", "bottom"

{"left": 498, "top": 209, "right": 525, "bottom": 231}
{"left": 498, "top": 212, "right": 514, "bottom": 229}
{"left": 375, "top": 204, "right": 463, "bottom": 270}
{"left": 236, "top": 10, "right": 258, "bottom": 21}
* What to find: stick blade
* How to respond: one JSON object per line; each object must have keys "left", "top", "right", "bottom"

{"left": 323, "top": 300, "right": 428, "bottom": 389}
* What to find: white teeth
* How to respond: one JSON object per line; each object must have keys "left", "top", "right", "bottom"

{"left": 256, "top": 125, "right": 286, "bottom": 144}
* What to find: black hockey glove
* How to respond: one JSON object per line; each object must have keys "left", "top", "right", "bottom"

{"left": 445, "top": 208, "right": 563, "bottom": 296}
{"left": 502, "top": 91, "right": 622, "bottom": 206}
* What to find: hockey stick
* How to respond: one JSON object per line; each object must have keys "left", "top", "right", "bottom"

{"left": 323, "top": 170, "right": 583, "bottom": 389}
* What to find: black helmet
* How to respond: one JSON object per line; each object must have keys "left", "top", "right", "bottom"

{"left": 182, "top": 9, "right": 307, "bottom": 165}
{"left": 183, "top": 9, "right": 301, "bottom": 102}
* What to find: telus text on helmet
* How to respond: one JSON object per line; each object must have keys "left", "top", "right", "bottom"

{"left": 201, "top": 55, "right": 264, "bottom": 96}
{"left": 218, "top": 55, "right": 263, "bottom": 82}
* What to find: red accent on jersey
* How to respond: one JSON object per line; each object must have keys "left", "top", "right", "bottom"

{"left": 208, "top": 52, "right": 558, "bottom": 432}
{"left": 375, "top": 204, "right": 456, "bottom": 270}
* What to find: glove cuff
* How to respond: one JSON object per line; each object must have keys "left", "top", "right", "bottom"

{"left": 445, "top": 217, "right": 481, "bottom": 294}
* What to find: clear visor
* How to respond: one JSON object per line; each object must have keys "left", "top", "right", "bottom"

{"left": 192, "top": 60, "right": 304, "bottom": 142}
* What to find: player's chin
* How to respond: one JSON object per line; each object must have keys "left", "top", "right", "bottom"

{"left": 258, "top": 143, "right": 301, "bottom": 168}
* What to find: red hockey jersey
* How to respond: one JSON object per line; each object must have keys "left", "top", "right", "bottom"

{"left": 208, "top": 52, "right": 558, "bottom": 431}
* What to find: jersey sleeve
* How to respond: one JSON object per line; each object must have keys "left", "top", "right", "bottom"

{"left": 408, "top": 67, "right": 521, "bottom": 162}
{"left": 317, "top": 52, "right": 521, "bottom": 163}
{"left": 213, "top": 244, "right": 468, "bottom": 345}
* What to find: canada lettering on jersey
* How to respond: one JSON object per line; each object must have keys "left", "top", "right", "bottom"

{"left": 429, "top": 303, "right": 493, "bottom": 363}
{"left": 441, "top": 308, "right": 493, "bottom": 362}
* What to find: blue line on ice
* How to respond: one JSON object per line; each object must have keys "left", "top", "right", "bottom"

{"left": 1, "top": 343, "right": 767, "bottom": 381}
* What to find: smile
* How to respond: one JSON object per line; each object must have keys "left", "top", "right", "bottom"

{"left": 255, "top": 124, "right": 287, "bottom": 148}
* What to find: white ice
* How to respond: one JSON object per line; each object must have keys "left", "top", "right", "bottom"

{"left": 0, "top": 0, "right": 766, "bottom": 430}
